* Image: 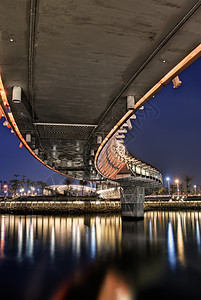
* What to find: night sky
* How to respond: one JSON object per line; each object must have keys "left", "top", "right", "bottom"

{"left": 126, "top": 57, "right": 201, "bottom": 186}
{"left": 0, "top": 57, "right": 201, "bottom": 186}
{"left": 0, "top": 121, "right": 65, "bottom": 185}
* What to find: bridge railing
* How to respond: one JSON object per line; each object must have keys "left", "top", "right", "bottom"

{"left": 96, "top": 135, "right": 163, "bottom": 184}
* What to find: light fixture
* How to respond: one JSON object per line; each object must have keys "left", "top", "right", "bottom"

{"left": 130, "top": 114, "right": 136, "bottom": 119}
{"left": 26, "top": 133, "right": 31, "bottom": 143}
{"left": 118, "top": 128, "right": 127, "bottom": 133}
{"left": 126, "top": 119, "right": 132, "bottom": 130}
{"left": 3, "top": 120, "right": 8, "bottom": 126}
{"left": 127, "top": 95, "right": 135, "bottom": 109}
{"left": 172, "top": 75, "right": 182, "bottom": 88}
{"left": 12, "top": 86, "right": 22, "bottom": 103}
{"left": 97, "top": 135, "right": 102, "bottom": 144}
{"left": 116, "top": 134, "right": 125, "bottom": 139}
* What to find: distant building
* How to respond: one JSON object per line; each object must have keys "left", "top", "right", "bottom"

{"left": 44, "top": 184, "right": 96, "bottom": 196}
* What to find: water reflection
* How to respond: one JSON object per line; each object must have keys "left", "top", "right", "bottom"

{"left": 167, "top": 221, "right": 176, "bottom": 270}
{"left": 0, "top": 215, "right": 122, "bottom": 263}
{"left": 0, "top": 216, "right": 5, "bottom": 258}
{"left": 17, "top": 218, "right": 23, "bottom": 261}
{"left": 50, "top": 225, "right": 55, "bottom": 260}
{"left": 177, "top": 214, "right": 185, "bottom": 267}
{"left": 0, "top": 212, "right": 201, "bottom": 299}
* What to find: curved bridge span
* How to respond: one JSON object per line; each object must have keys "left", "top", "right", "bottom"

{"left": 1, "top": 1, "right": 201, "bottom": 218}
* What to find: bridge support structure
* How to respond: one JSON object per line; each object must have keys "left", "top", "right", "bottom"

{"left": 118, "top": 178, "right": 160, "bottom": 220}
{"left": 120, "top": 180, "right": 145, "bottom": 220}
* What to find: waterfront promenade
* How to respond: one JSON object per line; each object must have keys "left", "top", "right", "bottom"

{"left": 1, "top": 195, "right": 201, "bottom": 215}
{"left": 0, "top": 196, "right": 121, "bottom": 215}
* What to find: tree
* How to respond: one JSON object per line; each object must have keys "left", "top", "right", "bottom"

{"left": 14, "top": 174, "right": 20, "bottom": 180}
{"left": 184, "top": 175, "right": 193, "bottom": 196}
{"left": 26, "top": 178, "right": 31, "bottom": 193}
{"left": 9, "top": 179, "right": 19, "bottom": 197}
{"left": 169, "top": 184, "right": 176, "bottom": 196}
{"left": 9, "top": 174, "right": 21, "bottom": 197}
{"left": 180, "top": 183, "right": 185, "bottom": 195}
{"left": 158, "top": 187, "right": 166, "bottom": 195}
{"left": 37, "top": 181, "right": 47, "bottom": 195}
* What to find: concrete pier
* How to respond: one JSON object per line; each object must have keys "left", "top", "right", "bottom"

{"left": 120, "top": 180, "right": 145, "bottom": 220}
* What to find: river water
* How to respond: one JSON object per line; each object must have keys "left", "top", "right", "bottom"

{"left": 0, "top": 211, "right": 201, "bottom": 299}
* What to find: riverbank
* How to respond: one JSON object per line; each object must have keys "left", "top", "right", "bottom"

{"left": 1, "top": 200, "right": 201, "bottom": 216}
{"left": 0, "top": 205, "right": 121, "bottom": 216}
{"left": 144, "top": 201, "right": 201, "bottom": 211}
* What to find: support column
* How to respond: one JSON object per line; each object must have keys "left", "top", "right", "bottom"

{"left": 120, "top": 182, "right": 145, "bottom": 220}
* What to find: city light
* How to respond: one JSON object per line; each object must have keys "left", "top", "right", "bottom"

{"left": 194, "top": 185, "right": 197, "bottom": 195}
{"left": 175, "top": 179, "right": 180, "bottom": 196}
{"left": 166, "top": 177, "right": 170, "bottom": 195}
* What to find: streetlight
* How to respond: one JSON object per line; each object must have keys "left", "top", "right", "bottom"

{"left": 194, "top": 185, "right": 197, "bottom": 195}
{"left": 166, "top": 177, "right": 170, "bottom": 195}
{"left": 175, "top": 179, "right": 180, "bottom": 196}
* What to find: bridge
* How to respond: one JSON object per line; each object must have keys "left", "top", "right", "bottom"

{"left": 0, "top": 1, "right": 201, "bottom": 219}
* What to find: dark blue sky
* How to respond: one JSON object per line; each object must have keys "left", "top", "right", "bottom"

{"left": 0, "top": 120, "right": 65, "bottom": 185}
{"left": 0, "top": 57, "right": 201, "bottom": 186}
{"left": 125, "top": 57, "right": 201, "bottom": 186}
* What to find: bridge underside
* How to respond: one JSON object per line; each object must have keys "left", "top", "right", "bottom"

{"left": 1, "top": 1, "right": 201, "bottom": 219}
{"left": 0, "top": 1, "right": 201, "bottom": 180}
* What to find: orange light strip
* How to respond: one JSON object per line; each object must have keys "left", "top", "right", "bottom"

{"left": 95, "top": 44, "right": 201, "bottom": 177}
{"left": 0, "top": 76, "right": 74, "bottom": 179}
{"left": 135, "top": 44, "right": 201, "bottom": 109}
